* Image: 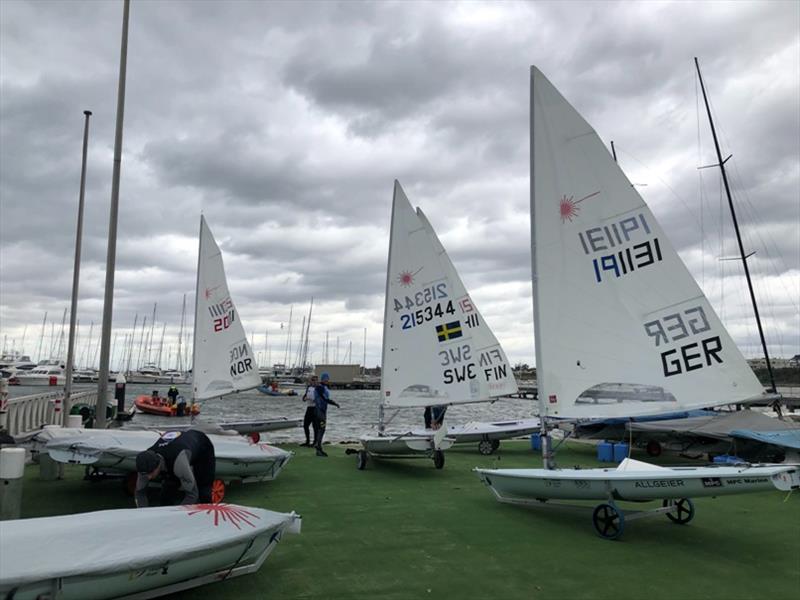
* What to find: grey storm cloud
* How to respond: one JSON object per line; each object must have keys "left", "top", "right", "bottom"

{"left": 1, "top": 0, "right": 798, "bottom": 369}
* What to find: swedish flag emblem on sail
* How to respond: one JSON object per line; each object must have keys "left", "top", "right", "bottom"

{"left": 436, "top": 321, "right": 463, "bottom": 342}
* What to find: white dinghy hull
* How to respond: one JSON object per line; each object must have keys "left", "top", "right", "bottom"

{"left": 413, "top": 418, "right": 540, "bottom": 454}
{"left": 475, "top": 459, "right": 800, "bottom": 502}
{"left": 356, "top": 432, "right": 455, "bottom": 470}
{"left": 0, "top": 504, "right": 300, "bottom": 600}
{"left": 37, "top": 428, "right": 292, "bottom": 483}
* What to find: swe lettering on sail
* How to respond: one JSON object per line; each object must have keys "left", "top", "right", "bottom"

{"left": 643, "top": 305, "right": 723, "bottom": 377}
{"left": 439, "top": 344, "right": 509, "bottom": 385}
{"left": 577, "top": 213, "right": 664, "bottom": 283}
{"left": 229, "top": 342, "right": 254, "bottom": 377}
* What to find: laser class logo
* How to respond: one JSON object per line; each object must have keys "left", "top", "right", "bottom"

{"left": 182, "top": 504, "right": 261, "bottom": 529}
{"left": 397, "top": 267, "right": 423, "bottom": 287}
{"left": 559, "top": 191, "right": 600, "bottom": 223}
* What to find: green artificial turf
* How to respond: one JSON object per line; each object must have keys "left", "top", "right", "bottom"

{"left": 17, "top": 441, "right": 800, "bottom": 600}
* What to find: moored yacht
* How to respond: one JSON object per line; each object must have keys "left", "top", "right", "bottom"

{"left": 9, "top": 359, "right": 66, "bottom": 386}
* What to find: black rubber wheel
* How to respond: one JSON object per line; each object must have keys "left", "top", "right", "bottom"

{"left": 663, "top": 498, "right": 695, "bottom": 524}
{"left": 491, "top": 439, "right": 500, "bottom": 451}
{"left": 592, "top": 503, "right": 625, "bottom": 540}
{"left": 478, "top": 440, "right": 495, "bottom": 455}
{"left": 356, "top": 450, "right": 368, "bottom": 470}
{"left": 433, "top": 450, "right": 445, "bottom": 469}
{"left": 646, "top": 440, "right": 662, "bottom": 457}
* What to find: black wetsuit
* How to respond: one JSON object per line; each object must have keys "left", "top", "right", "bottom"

{"left": 302, "top": 385, "right": 316, "bottom": 445}
{"left": 313, "top": 383, "right": 339, "bottom": 453}
{"left": 135, "top": 430, "right": 215, "bottom": 506}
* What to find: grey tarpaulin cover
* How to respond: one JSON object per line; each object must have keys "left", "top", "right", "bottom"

{"left": 627, "top": 410, "right": 800, "bottom": 445}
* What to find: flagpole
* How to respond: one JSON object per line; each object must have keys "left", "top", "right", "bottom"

{"left": 95, "top": 0, "right": 130, "bottom": 428}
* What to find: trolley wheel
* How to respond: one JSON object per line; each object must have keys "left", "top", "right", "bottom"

{"left": 478, "top": 440, "right": 495, "bottom": 455}
{"left": 124, "top": 472, "right": 138, "bottom": 496}
{"left": 592, "top": 503, "right": 625, "bottom": 540}
{"left": 433, "top": 450, "right": 445, "bottom": 470}
{"left": 211, "top": 479, "right": 226, "bottom": 504}
{"left": 663, "top": 498, "right": 694, "bottom": 524}
{"left": 646, "top": 440, "right": 662, "bottom": 457}
{"left": 248, "top": 431, "right": 261, "bottom": 444}
{"left": 357, "top": 450, "right": 368, "bottom": 470}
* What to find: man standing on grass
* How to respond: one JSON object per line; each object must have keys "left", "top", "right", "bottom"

{"left": 313, "top": 372, "right": 340, "bottom": 457}
{"left": 300, "top": 375, "right": 318, "bottom": 447}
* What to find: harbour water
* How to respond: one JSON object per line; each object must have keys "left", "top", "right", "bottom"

{"left": 7, "top": 382, "right": 538, "bottom": 444}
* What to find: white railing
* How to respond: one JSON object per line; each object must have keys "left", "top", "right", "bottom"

{"left": 2, "top": 389, "right": 108, "bottom": 438}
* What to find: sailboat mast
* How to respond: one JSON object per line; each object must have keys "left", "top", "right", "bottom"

{"left": 176, "top": 293, "right": 186, "bottom": 372}
{"left": 64, "top": 110, "right": 92, "bottom": 420}
{"left": 95, "top": 0, "right": 131, "bottom": 428}
{"left": 36, "top": 312, "right": 47, "bottom": 363}
{"left": 694, "top": 57, "right": 776, "bottom": 394}
{"left": 378, "top": 183, "right": 402, "bottom": 433}
{"left": 530, "top": 67, "right": 553, "bottom": 469}
{"left": 125, "top": 313, "right": 137, "bottom": 374}
{"left": 191, "top": 216, "right": 203, "bottom": 404}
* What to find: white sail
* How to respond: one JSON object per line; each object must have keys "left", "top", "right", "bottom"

{"left": 530, "top": 66, "right": 765, "bottom": 419}
{"left": 380, "top": 181, "right": 517, "bottom": 408}
{"left": 192, "top": 215, "right": 261, "bottom": 400}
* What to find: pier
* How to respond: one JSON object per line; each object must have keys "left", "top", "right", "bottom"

{"left": 0, "top": 384, "right": 109, "bottom": 439}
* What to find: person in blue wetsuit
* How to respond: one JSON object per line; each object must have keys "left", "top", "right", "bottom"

{"left": 134, "top": 430, "right": 215, "bottom": 507}
{"left": 312, "top": 372, "right": 340, "bottom": 457}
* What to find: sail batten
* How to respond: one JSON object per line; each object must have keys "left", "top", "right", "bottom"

{"left": 380, "top": 182, "right": 517, "bottom": 409}
{"left": 530, "top": 66, "right": 764, "bottom": 419}
{"left": 192, "top": 216, "right": 261, "bottom": 401}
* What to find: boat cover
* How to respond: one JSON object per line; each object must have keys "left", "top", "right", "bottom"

{"left": 0, "top": 504, "right": 300, "bottom": 588}
{"left": 38, "top": 428, "right": 291, "bottom": 466}
{"left": 729, "top": 429, "right": 800, "bottom": 450}
{"left": 626, "top": 410, "right": 800, "bottom": 441}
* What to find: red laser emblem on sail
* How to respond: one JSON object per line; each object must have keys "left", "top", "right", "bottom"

{"left": 398, "top": 268, "right": 422, "bottom": 287}
{"left": 183, "top": 503, "right": 260, "bottom": 529}
{"left": 559, "top": 191, "right": 600, "bottom": 223}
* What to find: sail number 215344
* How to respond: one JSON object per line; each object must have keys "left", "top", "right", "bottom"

{"left": 393, "top": 283, "right": 448, "bottom": 312}
{"left": 400, "top": 301, "right": 456, "bottom": 330}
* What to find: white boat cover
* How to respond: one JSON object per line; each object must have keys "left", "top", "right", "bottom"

{"left": 38, "top": 428, "right": 290, "bottom": 470}
{"left": 0, "top": 504, "right": 300, "bottom": 588}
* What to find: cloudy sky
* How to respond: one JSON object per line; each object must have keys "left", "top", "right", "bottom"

{"left": 1, "top": 0, "right": 798, "bottom": 371}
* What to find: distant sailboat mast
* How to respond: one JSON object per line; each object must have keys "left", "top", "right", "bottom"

{"left": 694, "top": 57, "right": 777, "bottom": 395}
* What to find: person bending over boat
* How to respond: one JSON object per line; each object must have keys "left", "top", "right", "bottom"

{"left": 134, "top": 430, "right": 216, "bottom": 507}
{"left": 313, "top": 372, "right": 340, "bottom": 457}
{"left": 299, "top": 375, "right": 319, "bottom": 447}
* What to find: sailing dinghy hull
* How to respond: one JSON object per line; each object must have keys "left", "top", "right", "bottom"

{"left": 355, "top": 433, "right": 455, "bottom": 469}
{"left": 0, "top": 504, "right": 300, "bottom": 600}
{"left": 475, "top": 459, "right": 800, "bottom": 502}
{"left": 36, "top": 428, "right": 292, "bottom": 484}
{"left": 412, "top": 418, "right": 541, "bottom": 454}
